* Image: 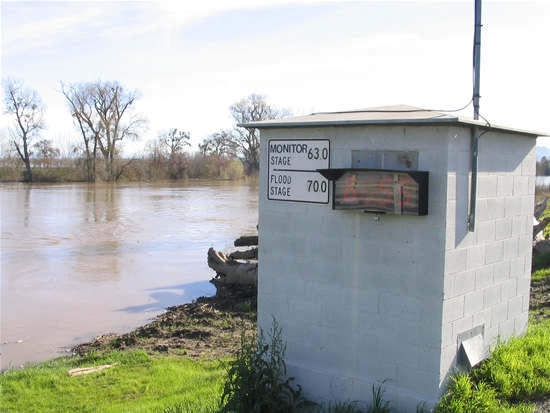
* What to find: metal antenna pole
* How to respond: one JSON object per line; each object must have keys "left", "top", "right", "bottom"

{"left": 469, "top": 0, "right": 482, "bottom": 232}
{"left": 473, "top": 0, "right": 482, "bottom": 120}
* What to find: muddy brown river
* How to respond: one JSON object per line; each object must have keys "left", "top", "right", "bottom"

{"left": 0, "top": 180, "right": 258, "bottom": 370}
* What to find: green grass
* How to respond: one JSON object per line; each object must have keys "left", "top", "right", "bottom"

{"left": 532, "top": 267, "right": 550, "bottom": 282}
{"left": 435, "top": 373, "right": 533, "bottom": 413}
{"left": 0, "top": 350, "right": 225, "bottom": 413}
{"left": 473, "top": 319, "right": 550, "bottom": 403}
{"left": 436, "top": 318, "right": 550, "bottom": 412}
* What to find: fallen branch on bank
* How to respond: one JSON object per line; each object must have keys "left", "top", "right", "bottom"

{"left": 68, "top": 363, "right": 119, "bottom": 377}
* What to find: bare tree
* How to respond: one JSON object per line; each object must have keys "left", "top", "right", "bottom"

{"left": 199, "top": 95, "right": 290, "bottom": 174}
{"left": 229, "top": 94, "right": 291, "bottom": 173}
{"left": 60, "top": 81, "right": 97, "bottom": 181}
{"left": 199, "top": 130, "right": 237, "bottom": 158}
{"left": 158, "top": 128, "right": 190, "bottom": 159}
{"left": 232, "top": 94, "right": 291, "bottom": 172}
{"left": 60, "top": 80, "right": 147, "bottom": 181}
{"left": 2, "top": 78, "right": 46, "bottom": 182}
{"left": 158, "top": 128, "right": 191, "bottom": 179}
{"left": 33, "top": 138, "right": 60, "bottom": 167}
{"left": 144, "top": 137, "right": 165, "bottom": 179}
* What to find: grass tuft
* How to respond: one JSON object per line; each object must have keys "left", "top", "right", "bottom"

{"left": 367, "top": 381, "right": 392, "bottom": 413}
{"left": 219, "top": 317, "right": 316, "bottom": 412}
{"left": 472, "top": 319, "right": 550, "bottom": 403}
{"left": 437, "top": 319, "right": 550, "bottom": 412}
{"left": 435, "top": 373, "right": 532, "bottom": 413}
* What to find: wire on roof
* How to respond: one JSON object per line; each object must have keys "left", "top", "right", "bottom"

{"left": 311, "top": 99, "right": 474, "bottom": 117}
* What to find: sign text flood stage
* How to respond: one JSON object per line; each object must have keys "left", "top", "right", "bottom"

{"left": 267, "top": 139, "right": 330, "bottom": 204}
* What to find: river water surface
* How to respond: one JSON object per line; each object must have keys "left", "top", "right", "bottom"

{"left": 1, "top": 180, "right": 258, "bottom": 370}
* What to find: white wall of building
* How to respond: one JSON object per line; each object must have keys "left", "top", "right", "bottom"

{"left": 257, "top": 124, "right": 535, "bottom": 412}
{"left": 440, "top": 128, "right": 536, "bottom": 388}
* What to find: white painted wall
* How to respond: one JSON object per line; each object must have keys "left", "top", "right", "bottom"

{"left": 257, "top": 124, "right": 535, "bottom": 412}
{"left": 440, "top": 128, "right": 536, "bottom": 389}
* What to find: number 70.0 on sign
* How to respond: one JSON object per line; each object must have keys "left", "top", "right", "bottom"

{"left": 267, "top": 139, "right": 330, "bottom": 204}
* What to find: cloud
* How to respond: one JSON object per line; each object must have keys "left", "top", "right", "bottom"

{"left": 2, "top": 0, "right": 548, "bottom": 153}
{"left": 2, "top": 3, "right": 108, "bottom": 57}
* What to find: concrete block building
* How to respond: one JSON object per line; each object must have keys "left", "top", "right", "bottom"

{"left": 242, "top": 105, "right": 541, "bottom": 411}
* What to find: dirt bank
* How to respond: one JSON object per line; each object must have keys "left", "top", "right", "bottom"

{"left": 530, "top": 275, "right": 550, "bottom": 323}
{"left": 73, "top": 284, "right": 257, "bottom": 360}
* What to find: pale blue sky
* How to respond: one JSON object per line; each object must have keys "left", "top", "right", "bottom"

{"left": 2, "top": 1, "right": 549, "bottom": 153}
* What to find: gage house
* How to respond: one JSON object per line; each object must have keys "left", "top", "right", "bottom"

{"left": 241, "top": 105, "right": 543, "bottom": 412}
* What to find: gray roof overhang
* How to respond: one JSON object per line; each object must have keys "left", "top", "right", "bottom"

{"left": 238, "top": 105, "right": 548, "bottom": 138}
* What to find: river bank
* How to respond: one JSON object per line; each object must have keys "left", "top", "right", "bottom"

{"left": 71, "top": 272, "right": 550, "bottom": 361}
{"left": 71, "top": 284, "right": 257, "bottom": 360}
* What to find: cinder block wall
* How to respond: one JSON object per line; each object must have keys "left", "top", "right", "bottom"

{"left": 257, "top": 125, "right": 535, "bottom": 412}
{"left": 440, "top": 129, "right": 536, "bottom": 388}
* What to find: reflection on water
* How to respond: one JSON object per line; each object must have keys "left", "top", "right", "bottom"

{"left": 0, "top": 180, "right": 258, "bottom": 370}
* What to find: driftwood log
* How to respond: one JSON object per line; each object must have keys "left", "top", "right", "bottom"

{"left": 207, "top": 232, "right": 259, "bottom": 295}
{"left": 208, "top": 248, "right": 257, "bottom": 286}
{"left": 535, "top": 198, "right": 548, "bottom": 221}
{"left": 234, "top": 235, "right": 258, "bottom": 247}
{"left": 207, "top": 230, "right": 258, "bottom": 294}
{"left": 230, "top": 248, "right": 258, "bottom": 260}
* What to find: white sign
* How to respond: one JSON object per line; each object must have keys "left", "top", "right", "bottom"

{"left": 267, "top": 139, "right": 330, "bottom": 203}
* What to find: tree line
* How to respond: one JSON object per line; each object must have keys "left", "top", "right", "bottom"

{"left": 1, "top": 77, "right": 290, "bottom": 182}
